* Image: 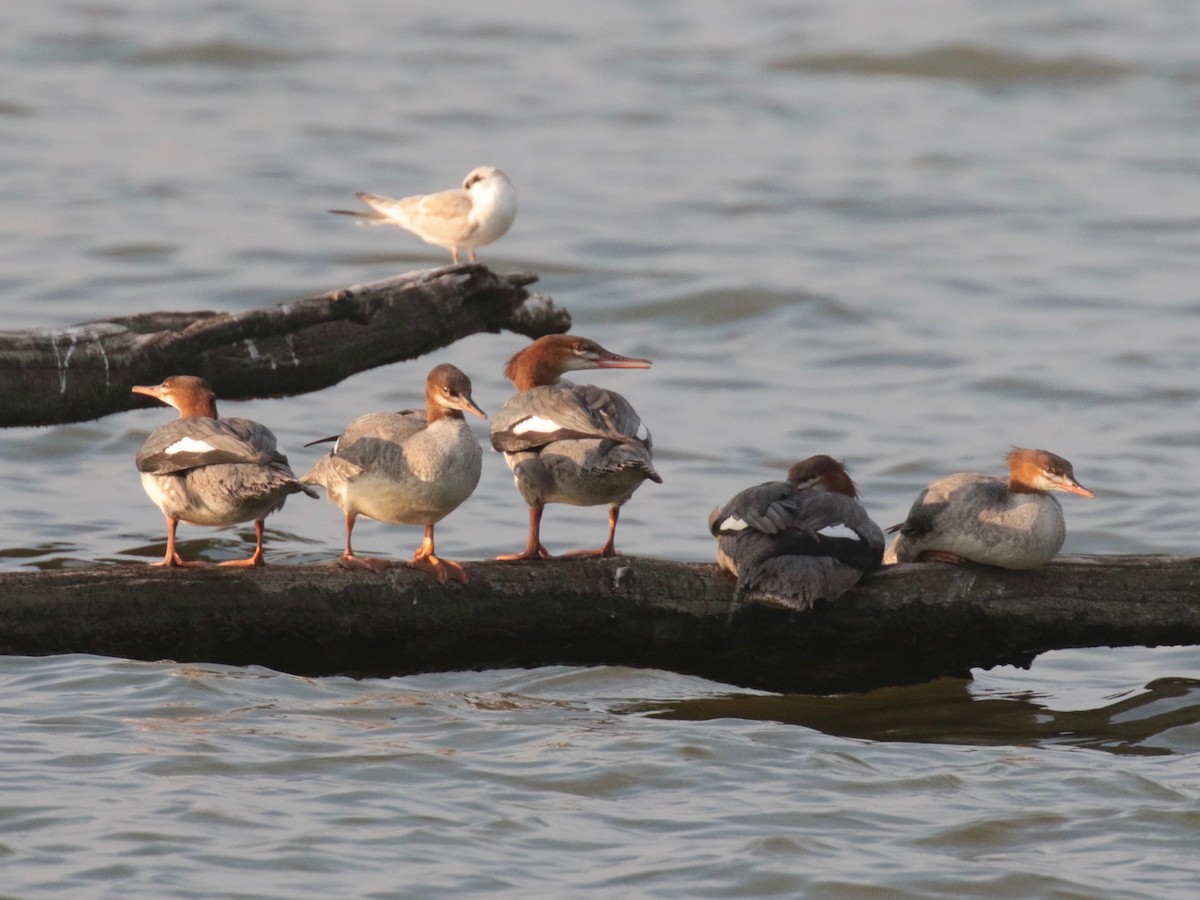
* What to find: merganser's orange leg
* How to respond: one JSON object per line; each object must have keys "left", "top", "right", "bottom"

{"left": 336, "top": 511, "right": 393, "bottom": 572}
{"left": 409, "top": 524, "right": 468, "bottom": 584}
{"left": 498, "top": 505, "right": 550, "bottom": 560}
{"left": 916, "top": 549, "right": 971, "bottom": 565}
{"left": 565, "top": 506, "right": 621, "bottom": 558}
{"left": 219, "top": 519, "right": 268, "bottom": 567}
{"left": 468, "top": 249, "right": 478, "bottom": 263}
{"left": 152, "top": 516, "right": 206, "bottom": 567}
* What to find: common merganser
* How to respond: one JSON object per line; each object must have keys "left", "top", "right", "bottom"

{"left": 708, "top": 455, "right": 885, "bottom": 609}
{"left": 301, "top": 364, "right": 485, "bottom": 581}
{"left": 331, "top": 166, "right": 516, "bottom": 264}
{"left": 132, "top": 375, "right": 315, "bottom": 567}
{"left": 883, "top": 447, "right": 1095, "bottom": 568}
{"left": 490, "top": 334, "right": 661, "bottom": 560}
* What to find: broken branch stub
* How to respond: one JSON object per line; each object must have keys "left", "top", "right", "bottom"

{"left": 0, "top": 264, "right": 569, "bottom": 427}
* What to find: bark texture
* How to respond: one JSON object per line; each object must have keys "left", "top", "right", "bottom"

{"left": 1, "top": 554, "right": 1197, "bottom": 694}
{"left": 0, "top": 265, "right": 569, "bottom": 427}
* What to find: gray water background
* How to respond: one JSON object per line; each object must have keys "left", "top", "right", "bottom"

{"left": 1, "top": 1, "right": 1199, "bottom": 896}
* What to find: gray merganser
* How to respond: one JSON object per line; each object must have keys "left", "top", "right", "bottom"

{"left": 301, "top": 363, "right": 485, "bottom": 582}
{"left": 132, "top": 375, "right": 316, "bottom": 567}
{"left": 883, "top": 447, "right": 1095, "bottom": 568}
{"left": 490, "top": 334, "right": 661, "bottom": 560}
{"left": 709, "top": 455, "right": 885, "bottom": 609}
{"left": 331, "top": 166, "right": 516, "bottom": 263}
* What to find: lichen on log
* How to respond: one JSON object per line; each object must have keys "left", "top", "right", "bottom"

{"left": 0, "top": 264, "right": 569, "bottom": 427}
{"left": 1, "top": 554, "right": 1198, "bottom": 694}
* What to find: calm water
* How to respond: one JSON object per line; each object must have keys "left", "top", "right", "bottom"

{"left": 2, "top": 1, "right": 1200, "bottom": 896}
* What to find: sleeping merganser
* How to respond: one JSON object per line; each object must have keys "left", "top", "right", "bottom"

{"left": 132, "top": 375, "right": 316, "bottom": 567}
{"left": 708, "top": 455, "right": 885, "bottom": 609}
{"left": 490, "top": 334, "right": 661, "bottom": 560}
{"left": 301, "top": 364, "right": 485, "bottom": 581}
{"left": 331, "top": 166, "right": 516, "bottom": 264}
{"left": 883, "top": 447, "right": 1095, "bottom": 568}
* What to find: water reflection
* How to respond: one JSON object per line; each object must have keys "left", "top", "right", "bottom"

{"left": 632, "top": 675, "right": 1200, "bottom": 756}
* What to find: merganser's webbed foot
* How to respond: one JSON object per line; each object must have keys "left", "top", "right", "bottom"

{"left": 218, "top": 545, "right": 267, "bottom": 567}
{"left": 915, "top": 550, "right": 971, "bottom": 565}
{"left": 336, "top": 554, "right": 394, "bottom": 573}
{"left": 497, "top": 543, "right": 550, "bottom": 561}
{"left": 218, "top": 556, "right": 267, "bottom": 567}
{"left": 410, "top": 553, "right": 469, "bottom": 584}
{"left": 563, "top": 545, "right": 618, "bottom": 558}
{"left": 151, "top": 554, "right": 207, "bottom": 568}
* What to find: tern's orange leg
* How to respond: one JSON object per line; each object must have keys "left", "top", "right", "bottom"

{"left": 498, "top": 506, "right": 551, "bottom": 561}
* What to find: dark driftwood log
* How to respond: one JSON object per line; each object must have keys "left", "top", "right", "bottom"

{"left": 1, "top": 554, "right": 1197, "bottom": 694}
{"left": 0, "top": 264, "right": 569, "bottom": 427}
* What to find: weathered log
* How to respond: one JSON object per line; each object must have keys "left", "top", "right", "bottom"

{"left": 0, "top": 264, "right": 569, "bottom": 427}
{"left": 1, "top": 554, "right": 1197, "bottom": 694}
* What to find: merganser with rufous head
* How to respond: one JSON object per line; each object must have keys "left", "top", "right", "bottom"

{"left": 883, "top": 447, "right": 1095, "bottom": 568}
{"left": 330, "top": 166, "right": 516, "bottom": 264}
{"left": 489, "top": 334, "right": 661, "bottom": 560}
{"left": 132, "top": 375, "right": 316, "bottom": 567}
{"left": 301, "top": 363, "right": 485, "bottom": 582}
{"left": 709, "top": 455, "right": 885, "bottom": 609}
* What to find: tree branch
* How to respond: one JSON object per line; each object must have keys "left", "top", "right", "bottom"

{"left": 0, "top": 265, "right": 569, "bottom": 427}
{"left": 1, "top": 555, "right": 1197, "bottom": 694}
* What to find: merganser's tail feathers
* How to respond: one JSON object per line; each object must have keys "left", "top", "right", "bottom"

{"left": 586, "top": 452, "right": 662, "bottom": 484}
{"left": 737, "top": 553, "right": 873, "bottom": 610}
{"left": 299, "top": 454, "right": 363, "bottom": 491}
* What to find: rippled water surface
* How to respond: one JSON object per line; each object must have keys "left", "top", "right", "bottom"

{"left": 2, "top": 1, "right": 1199, "bottom": 896}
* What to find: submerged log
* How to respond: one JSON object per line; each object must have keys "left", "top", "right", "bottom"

{"left": 1, "top": 554, "right": 1198, "bottom": 694}
{"left": 0, "top": 264, "right": 569, "bottom": 427}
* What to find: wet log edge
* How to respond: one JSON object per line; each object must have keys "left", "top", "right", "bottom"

{"left": 0, "top": 554, "right": 1197, "bottom": 694}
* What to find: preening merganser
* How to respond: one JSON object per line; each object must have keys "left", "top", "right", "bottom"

{"left": 132, "top": 375, "right": 315, "bottom": 567}
{"left": 490, "top": 334, "right": 661, "bottom": 559}
{"left": 331, "top": 166, "right": 516, "bottom": 264}
{"left": 301, "top": 364, "right": 485, "bottom": 581}
{"left": 708, "top": 455, "right": 885, "bottom": 609}
{"left": 883, "top": 447, "right": 1095, "bottom": 568}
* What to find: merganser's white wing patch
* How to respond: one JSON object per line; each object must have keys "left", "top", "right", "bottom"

{"left": 635, "top": 420, "right": 649, "bottom": 441}
{"left": 718, "top": 515, "right": 749, "bottom": 532}
{"left": 512, "top": 416, "right": 565, "bottom": 435}
{"left": 164, "top": 436, "right": 219, "bottom": 456}
{"left": 818, "top": 523, "right": 861, "bottom": 541}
